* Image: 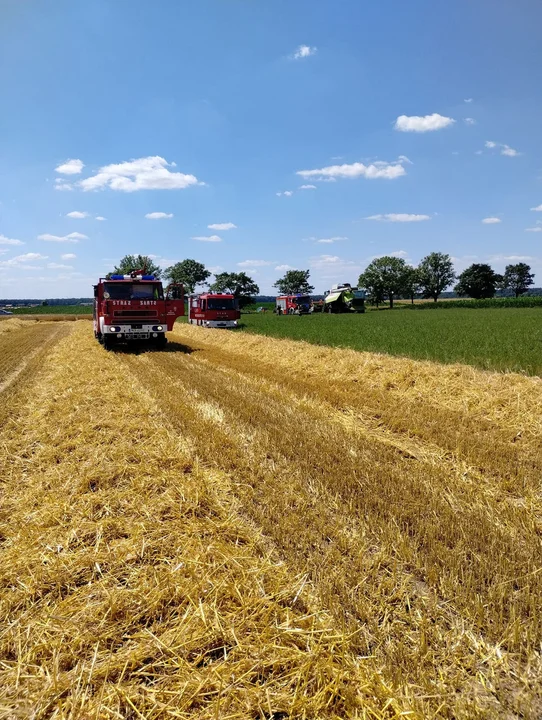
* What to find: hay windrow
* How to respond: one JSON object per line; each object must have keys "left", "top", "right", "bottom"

{"left": 0, "top": 322, "right": 396, "bottom": 719}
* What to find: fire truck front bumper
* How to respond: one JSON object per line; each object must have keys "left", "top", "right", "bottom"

{"left": 101, "top": 321, "right": 166, "bottom": 340}
{"left": 203, "top": 320, "right": 238, "bottom": 329}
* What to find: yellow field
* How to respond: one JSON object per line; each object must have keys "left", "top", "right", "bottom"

{"left": 1, "top": 319, "right": 541, "bottom": 719}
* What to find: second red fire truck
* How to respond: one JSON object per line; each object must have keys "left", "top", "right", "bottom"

{"left": 188, "top": 292, "right": 240, "bottom": 329}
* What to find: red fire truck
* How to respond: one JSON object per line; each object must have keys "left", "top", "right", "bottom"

{"left": 188, "top": 292, "right": 240, "bottom": 328}
{"left": 275, "top": 294, "right": 313, "bottom": 315}
{"left": 93, "top": 271, "right": 184, "bottom": 348}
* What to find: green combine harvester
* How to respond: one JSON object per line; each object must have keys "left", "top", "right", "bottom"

{"left": 319, "top": 284, "right": 366, "bottom": 313}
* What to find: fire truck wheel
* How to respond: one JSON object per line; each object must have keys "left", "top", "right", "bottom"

{"left": 155, "top": 335, "right": 167, "bottom": 348}
{"left": 103, "top": 336, "right": 115, "bottom": 350}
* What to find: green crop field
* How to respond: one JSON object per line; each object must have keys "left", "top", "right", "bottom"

{"left": 238, "top": 308, "right": 542, "bottom": 375}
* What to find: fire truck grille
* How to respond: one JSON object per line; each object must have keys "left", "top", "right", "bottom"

{"left": 113, "top": 310, "right": 157, "bottom": 317}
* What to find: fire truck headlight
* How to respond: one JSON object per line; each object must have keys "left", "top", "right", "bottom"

{"left": 110, "top": 326, "right": 120, "bottom": 333}
{"left": 152, "top": 325, "right": 163, "bottom": 332}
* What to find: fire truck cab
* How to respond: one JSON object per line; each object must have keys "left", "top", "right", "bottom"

{"left": 275, "top": 295, "right": 313, "bottom": 315}
{"left": 93, "top": 273, "right": 184, "bottom": 348}
{"left": 188, "top": 292, "right": 240, "bottom": 329}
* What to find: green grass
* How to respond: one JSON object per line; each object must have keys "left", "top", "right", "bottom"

{"left": 238, "top": 308, "right": 542, "bottom": 375}
{"left": 12, "top": 305, "right": 93, "bottom": 315}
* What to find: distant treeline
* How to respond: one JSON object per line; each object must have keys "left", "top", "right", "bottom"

{"left": 0, "top": 298, "right": 93, "bottom": 306}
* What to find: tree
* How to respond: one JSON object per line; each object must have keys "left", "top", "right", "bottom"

{"left": 111, "top": 254, "right": 163, "bottom": 279}
{"left": 418, "top": 252, "right": 456, "bottom": 302}
{"left": 358, "top": 256, "right": 410, "bottom": 309}
{"left": 500, "top": 263, "right": 534, "bottom": 297}
{"left": 273, "top": 269, "right": 314, "bottom": 295}
{"left": 455, "top": 264, "right": 503, "bottom": 299}
{"left": 210, "top": 271, "right": 260, "bottom": 307}
{"left": 402, "top": 266, "right": 422, "bottom": 304}
{"left": 164, "top": 259, "right": 210, "bottom": 294}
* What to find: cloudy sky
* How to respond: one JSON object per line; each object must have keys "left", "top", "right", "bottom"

{"left": 1, "top": 0, "right": 541, "bottom": 298}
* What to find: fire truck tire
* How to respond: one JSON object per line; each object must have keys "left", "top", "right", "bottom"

{"left": 154, "top": 335, "right": 167, "bottom": 348}
{"left": 102, "top": 336, "right": 115, "bottom": 350}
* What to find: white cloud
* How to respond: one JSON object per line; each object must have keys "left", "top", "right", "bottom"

{"left": 61, "top": 253, "right": 76, "bottom": 260}
{"left": 95, "top": 216, "right": 106, "bottom": 221}
{"left": 501, "top": 145, "right": 519, "bottom": 157}
{"left": 490, "top": 255, "right": 534, "bottom": 262}
{"left": 482, "top": 217, "right": 501, "bottom": 224}
{"left": 79, "top": 156, "right": 202, "bottom": 192}
{"left": 55, "top": 158, "right": 84, "bottom": 175}
{"left": 47, "top": 262, "right": 73, "bottom": 269}
{"left": 191, "top": 235, "right": 222, "bottom": 243}
{"left": 394, "top": 113, "right": 455, "bottom": 132}
{"left": 525, "top": 227, "right": 542, "bottom": 232}
{"left": 276, "top": 190, "right": 294, "bottom": 196}
{"left": 145, "top": 212, "right": 173, "bottom": 219}
{"left": 531, "top": 205, "right": 542, "bottom": 212}
{"left": 208, "top": 265, "right": 224, "bottom": 274}
{"left": 54, "top": 179, "right": 73, "bottom": 191}
{"left": 208, "top": 222, "right": 237, "bottom": 231}
{"left": 38, "top": 231, "right": 88, "bottom": 243}
{"left": 299, "top": 184, "right": 317, "bottom": 190}
{"left": 485, "top": 140, "right": 520, "bottom": 156}
{"left": 464, "top": 98, "right": 473, "bottom": 103}
{"left": 0, "top": 234, "right": 24, "bottom": 246}
{"left": 316, "top": 236, "right": 348, "bottom": 244}
{"left": 397, "top": 155, "right": 413, "bottom": 165}
{"left": 0, "top": 252, "right": 48, "bottom": 267}
{"left": 66, "top": 211, "right": 88, "bottom": 219}
{"left": 237, "top": 260, "right": 274, "bottom": 267}
{"left": 464, "top": 118, "right": 476, "bottom": 125}
{"left": 365, "top": 213, "right": 431, "bottom": 223}
{"left": 275, "top": 264, "right": 295, "bottom": 271}
{"left": 389, "top": 250, "right": 409, "bottom": 258}
{"left": 297, "top": 157, "right": 407, "bottom": 181}
{"left": 293, "top": 45, "right": 317, "bottom": 60}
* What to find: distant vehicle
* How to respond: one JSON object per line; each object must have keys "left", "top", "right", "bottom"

{"left": 323, "top": 284, "right": 365, "bottom": 313}
{"left": 93, "top": 270, "right": 184, "bottom": 348}
{"left": 188, "top": 292, "right": 240, "bottom": 328}
{"left": 275, "top": 294, "right": 312, "bottom": 315}
{"left": 0, "top": 309, "right": 13, "bottom": 315}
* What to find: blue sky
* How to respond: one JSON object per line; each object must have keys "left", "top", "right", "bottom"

{"left": 1, "top": 0, "right": 541, "bottom": 298}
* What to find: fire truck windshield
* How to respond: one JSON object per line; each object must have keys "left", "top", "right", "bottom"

{"left": 103, "top": 282, "right": 163, "bottom": 300}
{"left": 296, "top": 296, "right": 310, "bottom": 305}
{"left": 207, "top": 298, "right": 237, "bottom": 310}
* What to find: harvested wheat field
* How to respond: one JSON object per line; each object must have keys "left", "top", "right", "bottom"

{"left": 1, "top": 318, "right": 541, "bottom": 719}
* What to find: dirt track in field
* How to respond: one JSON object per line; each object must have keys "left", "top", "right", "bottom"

{"left": 1, "top": 319, "right": 541, "bottom": 719}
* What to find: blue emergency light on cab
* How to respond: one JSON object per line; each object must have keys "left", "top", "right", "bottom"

{"left": 93, "top": 270, "right": 184, "bottom": 349}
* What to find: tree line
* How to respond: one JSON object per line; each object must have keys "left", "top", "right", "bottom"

{"left": 111, "top": 254, "right": 535, "bottom": 308}
{"left": 358, "top": 254, "right": 534, "bottom": 308}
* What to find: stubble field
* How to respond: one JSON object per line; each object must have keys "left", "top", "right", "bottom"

{"left": 1, "top": 318, "right": 541, "bottom": 719}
